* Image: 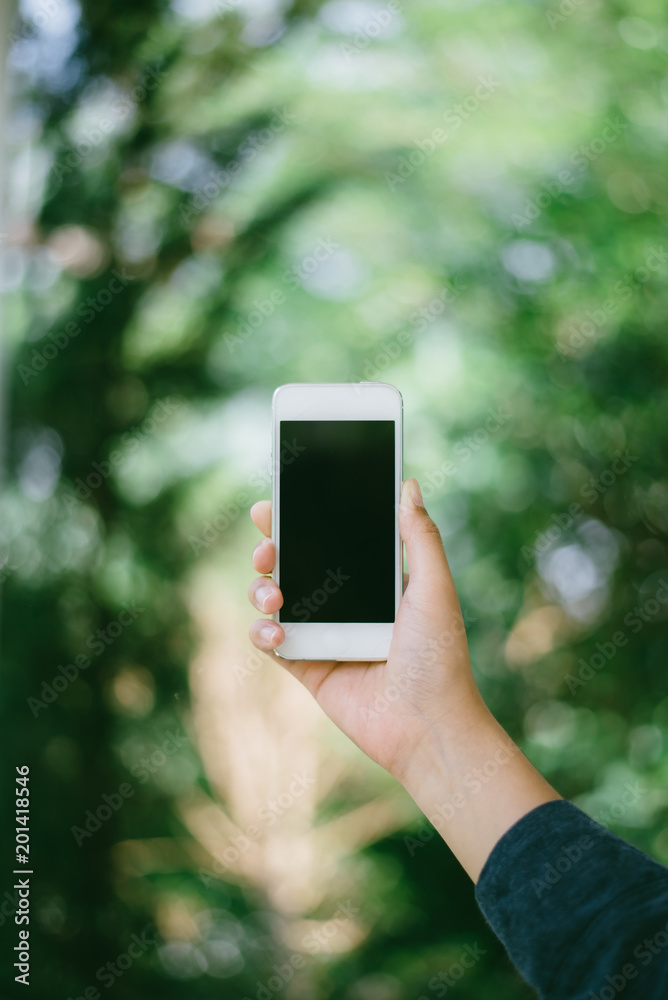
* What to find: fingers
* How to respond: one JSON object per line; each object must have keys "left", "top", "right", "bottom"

{"left": 250, "top": 501, "right": 271, "bottom": 538}
{"left": 247, "top": 623, "right": 341, "bottom": 700}
{"left": 399, "top": 478, "right": 458, "bottom": 602}
{"left": 249, "top": 501, "right": 283, "bottom": 649}
{"left": 248, "top": 575, "right": 284, "bottom": 614}
{"left": 249, "top": 617, "right": 285, "bottom": 651}
{"left": 252, "top": 537, "right": 275, "bottom": 575}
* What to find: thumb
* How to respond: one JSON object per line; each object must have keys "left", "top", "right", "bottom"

{"left": 399, "top": 478, "right": 457, "bottom": 600}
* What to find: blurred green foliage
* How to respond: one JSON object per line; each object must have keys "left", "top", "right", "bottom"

{"left": 1, "top": 0, "right": 668, "bottom": 996}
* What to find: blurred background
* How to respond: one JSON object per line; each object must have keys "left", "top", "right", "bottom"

{"left": 1, "top": 0, "right": 668, "bottom": 996}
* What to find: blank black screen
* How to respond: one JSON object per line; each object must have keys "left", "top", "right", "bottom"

{"left": 278, "top": 420, "right": 396, "bottom": 623}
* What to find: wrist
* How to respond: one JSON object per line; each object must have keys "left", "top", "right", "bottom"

{"left": 397, "top": 694, "right": 498, "bottom": 797}
{"left": 396, "top": 697, "right": 560, "bottom": 882}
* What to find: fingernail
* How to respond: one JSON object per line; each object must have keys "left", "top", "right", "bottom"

{"left": 260, "top": 623, "right": 278, "bottom": 645}
{"left": 410, "top": 479, "right": 424, "bottom": 507}
{"left": 256, "top": 584, "right": 273, "bottom": 612}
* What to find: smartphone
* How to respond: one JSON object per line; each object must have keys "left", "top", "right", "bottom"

{"left": 271, "top": 382, "right": 403, "bottom": 661}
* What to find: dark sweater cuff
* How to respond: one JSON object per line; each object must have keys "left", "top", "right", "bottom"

{"left": 475, "top": 799, "right": 668, "bottom": 999}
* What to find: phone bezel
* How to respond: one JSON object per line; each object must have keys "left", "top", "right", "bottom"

{"left": 271, "top": 382, "right": 403, "bottom": 661}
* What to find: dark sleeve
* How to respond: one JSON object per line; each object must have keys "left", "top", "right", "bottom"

{"left": 475, "top": 799, "right": 668, "bottom": 1000}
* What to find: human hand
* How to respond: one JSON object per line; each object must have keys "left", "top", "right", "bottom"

{"left": 248, "top": 478, "right": 490, "bottom": 786}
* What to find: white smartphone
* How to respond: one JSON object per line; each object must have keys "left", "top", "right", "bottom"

{"left": 271, "top": 382, "right": 403, "bottom": 661}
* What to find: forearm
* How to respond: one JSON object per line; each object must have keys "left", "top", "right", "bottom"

{"left": 400, "top": 699, "right": 561, "bottom": 882}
